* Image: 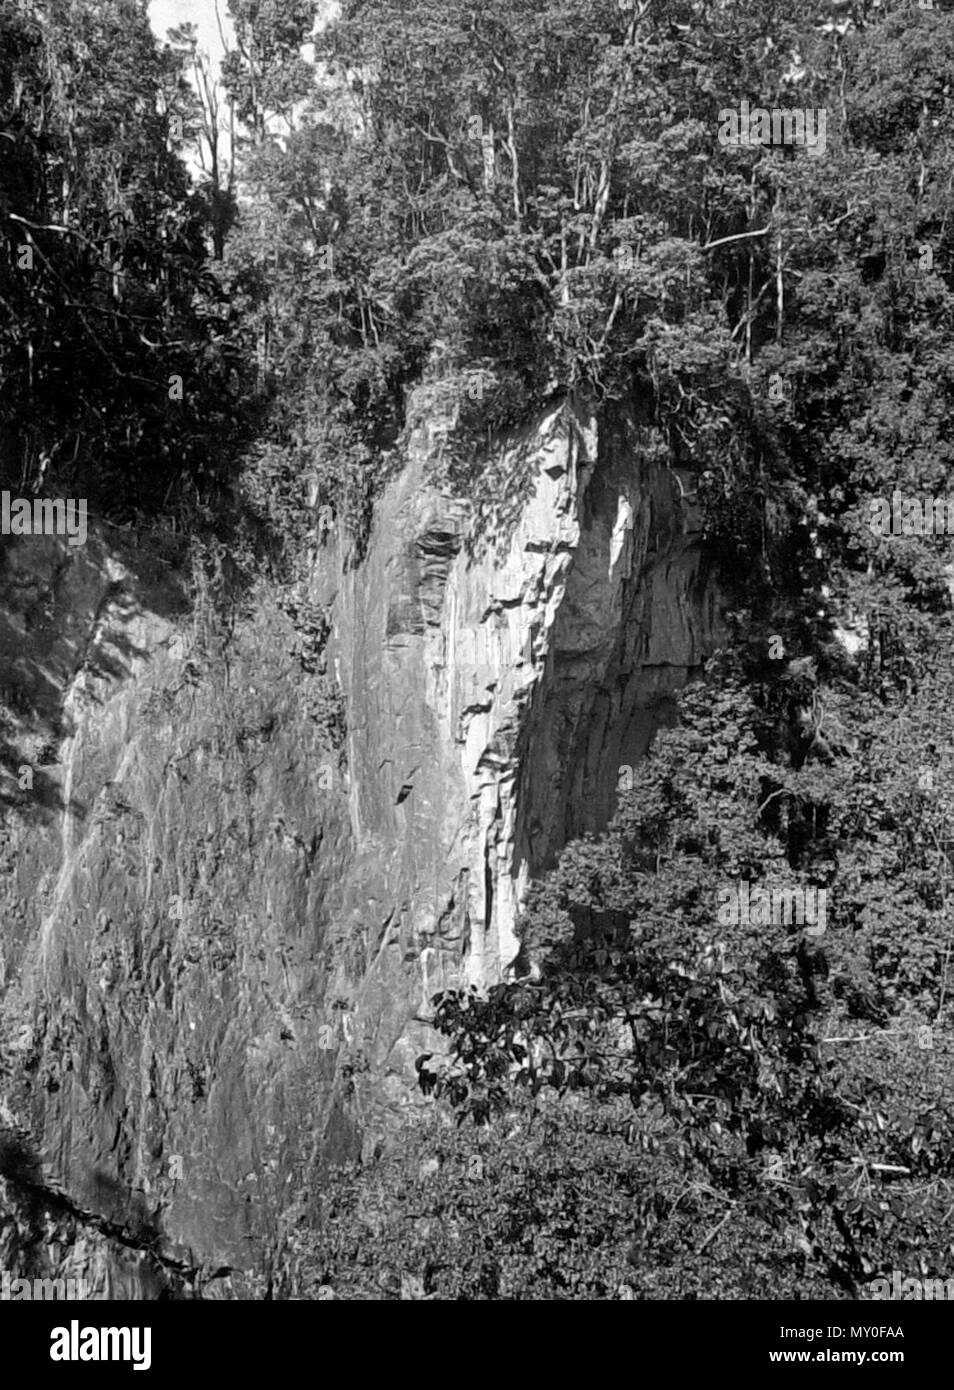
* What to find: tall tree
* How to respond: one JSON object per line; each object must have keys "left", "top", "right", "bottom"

{"left": 0, "top": 0, "right": 246, "bottom": 514}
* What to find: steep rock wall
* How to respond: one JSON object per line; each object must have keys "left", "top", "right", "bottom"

{"left": 0, "top": 397, "right": 722, "bottom": 1295}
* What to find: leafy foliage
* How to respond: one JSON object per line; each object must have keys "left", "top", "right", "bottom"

{"left": 302, "top": 649, "right": 954, "bottom": 1299}
{"left": 6, "top": 0, "right": 954, "bottom": 1301}
{"left": 0, "top": 0, "right": 254, "bottom": 517}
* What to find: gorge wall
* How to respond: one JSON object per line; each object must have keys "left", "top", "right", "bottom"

{"left": 0, "top": 396, "right": 722, "bottom": 1296}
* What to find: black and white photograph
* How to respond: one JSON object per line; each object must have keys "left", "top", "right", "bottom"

{"left": 0, "top": 0, "right": 951, "bottom": 1362}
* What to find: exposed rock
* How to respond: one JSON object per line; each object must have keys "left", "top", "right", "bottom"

{"left": 0, "top": 396, "right": 722, "bottom": 1294}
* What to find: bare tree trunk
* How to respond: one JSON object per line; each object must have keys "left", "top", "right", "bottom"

{"left": 775, "top": 190, "right": 784, "bottom": 346}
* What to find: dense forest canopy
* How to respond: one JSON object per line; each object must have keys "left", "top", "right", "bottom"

{"left": 3, "top": 0, "right": 954, "bottom": 1297}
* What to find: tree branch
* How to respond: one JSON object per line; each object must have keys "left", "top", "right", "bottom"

{"left": 701, "top": 227, "right": 771, "bottom": 253}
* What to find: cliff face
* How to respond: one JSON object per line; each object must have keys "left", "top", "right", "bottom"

{"left": 0, "top": 398, "right": 721, "bottom": 1296}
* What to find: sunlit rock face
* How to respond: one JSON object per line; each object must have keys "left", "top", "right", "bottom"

{"left": 337, "top": 398, "right": 721, "bottom": 997}
{"left": 0, "top": 395, "right": 721, "bottom": 1294}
